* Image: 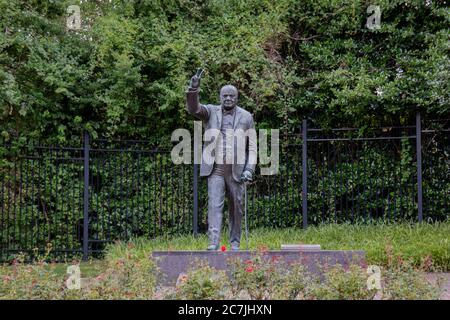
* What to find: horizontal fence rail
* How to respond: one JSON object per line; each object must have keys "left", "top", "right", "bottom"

{"left": 1, "top": 115, "right": 449, "bottom": 261}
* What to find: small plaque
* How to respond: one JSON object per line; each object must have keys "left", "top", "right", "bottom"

{"left": 281, "top": 244, "right": 321, "bottom": 251}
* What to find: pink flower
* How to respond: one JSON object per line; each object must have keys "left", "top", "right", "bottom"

{"left": 116, "top": 259, "right": 125, "bottom": 266}
{"left": 176, "top": 273, "right": 189, "bottom": 286}
{"left": 245, "top": 266, "right": 254, "bottom": 273}
{"left": 258, "top": 245, "right": 269, "bottom": 253}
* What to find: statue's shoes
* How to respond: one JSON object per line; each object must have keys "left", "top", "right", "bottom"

{"left": 207, "top": 244, "right": 219, "bottom": 251}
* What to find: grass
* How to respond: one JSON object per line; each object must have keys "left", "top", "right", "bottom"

{"left": 2, "top": 259, "right": 107, "bottom": 278}
{"left": 3, "top": 221, "right": 449, "bottom": 274}
{"left": 105, "top": 221, "right": 450, "bottom": 271}
{"left": 50, "top": 260, "right": 106, "bottom": 278}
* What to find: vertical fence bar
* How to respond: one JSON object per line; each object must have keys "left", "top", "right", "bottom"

{"left": 193, "top": 163, "right": 199, "bottom": 236}
{"left": 416, "top": 112, "right": 423, "bottom": 223}
{"left": 83, "top": 131, "right": 90, "bottom": 261}
{"left": 1, "top": 142, "right": 5, "bottom": 260}
{"left": 302, "top": 119, "right": 308, "bottom": 228}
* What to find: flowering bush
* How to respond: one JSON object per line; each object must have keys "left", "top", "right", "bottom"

{"left": 228, "top": 250, "right": 378, "bottom": 300}
{"left": 0, "top": 250, "right": 158, "bottom": 300}
{"left": 226, "top": 251, "right": 443, "bottom": 300}
{"left": 228, "top": 250, "right": 287, "bottom": 300}
{"left": 0, "top": 248, "right": 444, "bottom": 300}
{"left": 171, "top": 260, "right": 228, "bottom": 300}
{"left": 71, "top": 251, "right": 158, "bottom": 300}
{"left": 381, "top": 262, "right": 442, "bottom": 300}
{"left": 0, "top": 254, "right": 64, "bottom": 300}
{"left": 307, "top": 264, "right": 378, "bottom": 300}
{"left": 275, "top": 263, "right": 313, "bottom": 300}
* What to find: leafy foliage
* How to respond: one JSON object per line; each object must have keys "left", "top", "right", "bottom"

{"left": 1, "top": 0, "right": 448, "bottom": 143}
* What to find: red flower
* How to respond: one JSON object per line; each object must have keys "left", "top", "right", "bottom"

{"left": 221, "top": 245, "right": 227, "bottom": 252}
{"left": 244, "top": 260, "right": 253, "bottom": 265}
{"left": 245, "top": 266, "right": 254, "bottom": 273}
{"left": 258, "top": 245, "right": 269, "bottom": 253}
{"left": 116, "top": 259, "right": 125, "bottom": 266}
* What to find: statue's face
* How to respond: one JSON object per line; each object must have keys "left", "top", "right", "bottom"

{"left": 220, "top": 85, "right": 238, "bottom": 110}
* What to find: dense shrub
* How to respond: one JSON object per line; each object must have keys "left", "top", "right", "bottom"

{"left": 173, "top": 251, "right": 443, "bottom": 300}
{"left": 1, "top": 0, "right": 448, "bottom": 142}
{"left": 0, "top": 245, "right": 158, "bottom": 300}
{"left": 171, "top": 260, "right": 229, "bottom": 300}
{"left": 381, "top": 263, "right": 442, "bottom": 300}
{"left": 228, "top": 248, "right": 287, "bottom": 299}
{"left": 0, "top": 253, "right": 65, "bottom": 300}
{"left": 308, "top": 264, "right": 378, "bottom": 300}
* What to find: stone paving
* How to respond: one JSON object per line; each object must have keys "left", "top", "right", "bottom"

{"left": 426, "top": 273, "right": 450, "bottom": 300}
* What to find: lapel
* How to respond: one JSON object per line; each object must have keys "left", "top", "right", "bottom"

{"left": 215, "top": 106, "right": 242, "bottom": 129}
{"left": 233, "top": 107, "right": 242, "bottom": 129}
{"left": 216, "top": 105, "right": 222, "bottom": 129}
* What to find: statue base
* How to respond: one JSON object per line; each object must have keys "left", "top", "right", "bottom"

{"left": 152, "top": 250, "right": 366, "bottom": 285}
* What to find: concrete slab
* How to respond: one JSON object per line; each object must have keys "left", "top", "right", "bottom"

{"left": 152, "top": 250, "right": 366, "bottom": 285}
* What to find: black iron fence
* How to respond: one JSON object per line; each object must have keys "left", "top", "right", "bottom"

{"left": 1, "top": 114, "right": 449, "bottom": 261}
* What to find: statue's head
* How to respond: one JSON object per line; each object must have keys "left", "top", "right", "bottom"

{"left": 220, "top": 85, "right": 238, "bottom": 110}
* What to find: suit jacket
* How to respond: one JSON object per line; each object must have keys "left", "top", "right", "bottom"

{"left": 186, "top": 88, "right": 257, "bottom": 182}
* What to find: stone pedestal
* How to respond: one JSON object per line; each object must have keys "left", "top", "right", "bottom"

{"left": 152, "top": 250, "right": 366, "bottom": 285}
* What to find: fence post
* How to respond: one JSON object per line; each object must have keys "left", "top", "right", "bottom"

{"left": 193, "top": 163, "right": 199, "bottom": 236}
{"left": 302, "top": 119, "right": 308, "bottom": 228}
{"left": 416, "top": 112, "right": 423, "bottom": 223}
{"left": 83, "top": 131, "right": 90, "bottom": 261}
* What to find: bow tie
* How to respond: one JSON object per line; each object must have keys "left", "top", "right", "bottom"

{"left": 222, "top": 107, "right": 235, "bottom": 115}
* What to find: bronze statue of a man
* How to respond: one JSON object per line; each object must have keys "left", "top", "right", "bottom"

{"left": 186, "top": 70, "right": 257, "bottom": 251}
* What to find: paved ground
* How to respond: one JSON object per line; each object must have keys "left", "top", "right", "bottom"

{"left": 426, "top": 273, "right": 450, "bottom": 300}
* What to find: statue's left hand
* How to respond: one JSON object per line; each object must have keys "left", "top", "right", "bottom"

{"left": 240, "top": 170, "right": 253, "bottom": 183}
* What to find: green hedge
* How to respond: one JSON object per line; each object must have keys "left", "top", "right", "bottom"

{"left": 1, "top": 0, "right": 449, "bottom": 143}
